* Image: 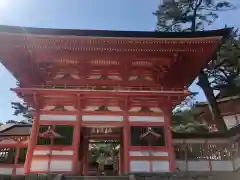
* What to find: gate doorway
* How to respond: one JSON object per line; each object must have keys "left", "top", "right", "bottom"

{"left": 88, "top": 140, "right": 120, "bottom": 176}
{"left": 80, "top": 127, "right": 123, "bottom": 176}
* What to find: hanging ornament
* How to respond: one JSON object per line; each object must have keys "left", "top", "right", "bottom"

{"left": 139, "top": 127, "right": 161, "bottom": 145}
{"left": 39, "top": 126, "right": 63, "bottom": 139}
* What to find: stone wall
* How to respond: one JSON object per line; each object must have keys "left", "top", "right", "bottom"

{"left": 133, "top": 171, "right": 240, "bottom": 180}
{"left": 0, "top": 174, "right": 63, "bottom": 180}
{"left": 1, "top": 172, "right": 240, "bottom": 180}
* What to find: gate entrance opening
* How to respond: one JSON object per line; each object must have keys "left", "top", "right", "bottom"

{"left": 80, "top": 127, "right": 123, "bottom": 176}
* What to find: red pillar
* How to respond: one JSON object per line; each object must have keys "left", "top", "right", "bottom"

{"left": 123, "top": 112, "right": 129, "bottom": 174}
{"left": 13, "top": 146, "right": 20, "bottom": 175}
{"left": 164, "top": 109, "right": 175, "bottom": 172}
{"left": 72, "top": 113, "right": 81, "bottom": 175}
{"left": 85, "top": 140, "right": 89, "bottom": 175}
{"left": 82, "top": 139, "right": 89, "bottom": 175}
{"left": 24, "top": 110, "right": 40, "bottom": 174}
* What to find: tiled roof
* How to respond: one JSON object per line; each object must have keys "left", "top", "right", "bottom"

{"left": 0, "top": 124, "right": 31, "bottom": 136}
{"left": 0, "top": 25, "right": 231, "bottom": 39}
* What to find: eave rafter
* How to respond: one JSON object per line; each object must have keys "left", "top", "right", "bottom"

{"left": 0, "top": 49, "right": 44, "bottom": 86}
{"left": 12, "top": 87, "right": 189, "bottom": 109}
{"left": 33, "top": 53, "right": 181, "bottom": 86}
{"left": 1, "top": 33, "right": 220, "bottom": 52}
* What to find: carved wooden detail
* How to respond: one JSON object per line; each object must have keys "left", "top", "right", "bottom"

{"left": 139, "top": 106, "right": 154, "bottom": 113}
{"left": 140, "top": 127, "right": 161, "bottom": 145}
{"left": 50, "top": 105, "right": 67, "bottom": 111}
{"left": 95, "top": 105, "right": 109, "bottom": 111}
{"left": 39, "top": 126, "right": 63, "bottom": 139}
{"left": 0, "top": 136, "right": 29, "bottom": 145}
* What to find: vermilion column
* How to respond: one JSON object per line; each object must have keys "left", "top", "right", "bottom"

{"left": 123, "top": 112, "right": 129, "bottom": 174}
{"left": 24, "top": 110, "right": 40, "bottom": 174}
{"left": 72, "top": 113, "right": 81, "bottom": 175}
{"left": 165, "top": 109, "right": 175, "bottom": 172}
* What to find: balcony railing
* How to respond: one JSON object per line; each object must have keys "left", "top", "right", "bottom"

{"left": 29, "top": 84, "right": 187, "bottom": 93}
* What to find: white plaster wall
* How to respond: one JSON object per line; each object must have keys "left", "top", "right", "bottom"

{"left": 40, "top": 114, "right": 77, "bottom": 121}
{"left": 234, "top": 157, "right": 240, "bottom": 170}
{"left": 129, "top": 151, "right": 150, "bottom": 156}
{"left": 52, "top": 150, "right": 73, "bottom": 156}
{"left": 184, "top": 139, "right": 205, "bottom": 143}
{"left": 33, "top": 150, "right": 50, "bottom": 155}
{"left": 33, "top": 150, "right": 73, "bottom": 156}
{"left": 16, "top": 168, "right": 24, "bottom": 175}
{"left": 0, "top": 168, "right": 13, "bottom": 174}
{"left": 152, "top": 161, "right": 169, "bottom": 172}
{"left": 187, "top": 161, "right": 210, "bottom": 171}
{"left": 50, "top": 160, "right": 72, "bottom": 171}
{"left": 129, "top": 116, "right": 164, "bottom": 122}
{"left": 211, "top": 161, "right": 233, "bottom": 171}
{"left": 82, "top": 115, "right": 123, "bottom": 121}
{"left": 129, "top": 151, "right": 168, "bottom": 156}
{"left": 175, "top": 160, "right": 187, "bottom": 171}
{"left": 152, "top": 151, "right": 168, "bottom": 156}
{"left": 31, "top": 160, "right": 48, "bottom": 171}
{"left": 237, "top": 114, "right": 240, "bottom": 122}
{"left": 130, "top": 160, "right": 150, "bottom": 172}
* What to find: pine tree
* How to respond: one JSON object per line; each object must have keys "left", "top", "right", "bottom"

{"left": 154, "top": 0, "right": 237, "bottom": 131}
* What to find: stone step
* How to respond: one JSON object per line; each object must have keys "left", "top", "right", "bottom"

{"left": 65, "top": 176, "right": 129, "bottom": 180}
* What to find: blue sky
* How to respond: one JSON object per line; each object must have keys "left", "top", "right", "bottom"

{"left": 0, "top": 0, "right": 239, "bottom": 123}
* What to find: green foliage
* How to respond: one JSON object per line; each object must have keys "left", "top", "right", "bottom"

{"left": 90, "top": 140, "right": 119, "bottom": 163}
{"left": 154, "top": 0, "right": 234, "bottom": 32}
{"left": 172, "top": 108, "right": 209, "bottom": 133}
{"left": 154, "top": 0, "right": 237, "bottom": 132}
{"left": 206, "top": 29, "right": 240, "bottom": 96}
{"left": 11, "top": 102, "right": 33, "bottom": 120}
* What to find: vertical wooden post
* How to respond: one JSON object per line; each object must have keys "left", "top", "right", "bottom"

{"left": 83, "top": 139, "right": 89, "bottom": 175}
{"left": 24, "top": 110, "right": 40, "bottom": 174}
{"left": 13, "top": 146, "right": 20, "bottom": 175}
{"left": 119, "top": 140, "right": 123, "bottom": 174}
{"left": 72, "top": 95, "right": 82, "bottom": 175}
{"left": 164, "top": 108, "right": 175, "bottom": 172}
{"left": 123, "top": 98, "right": 130, "bottom": 174}
{"left": 72, "top": 113, "right": 81, "bottom": 175}
{"left": 232, "top": 140, "right": 238, "bottom": 171}
{"left": 123, "top": 124, "right": 129, "bottom": 174}
{"left": 183, "top": 140, "right": 188, "bottom": 171}
{"left": 206, "top": 139, "right": 212, "bottom": 171}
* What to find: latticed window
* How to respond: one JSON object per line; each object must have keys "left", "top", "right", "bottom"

{"left": 53, "top": 125, "right": 73, "bottom": 145}
{"left": 186, "top": 144, "right": 208, "bottom": 160}
{"left": 0, "top": 148, "right": 15, "bottom": 164}
{"left": 37, "top": 125, "right": 73, "bottom": 145}
{"left": 208, "top": 143, "right": 232, "bottom": 160}
{"left": 130, "top": 126, "right": 165, "bottom": 146}
{"left": 174, "top": 144, "right": 185, "bottom": 160}
{"left": 17, "top": 148, "right": 27, "bottom": 164}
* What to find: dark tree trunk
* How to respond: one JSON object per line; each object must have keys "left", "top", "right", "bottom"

{"left": 197, "top": 71, "right": 227, "bottom": 132}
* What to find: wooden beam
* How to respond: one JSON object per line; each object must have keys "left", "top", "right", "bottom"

{"left": 32, "top": 51, "right": 177, "bottom": 62}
